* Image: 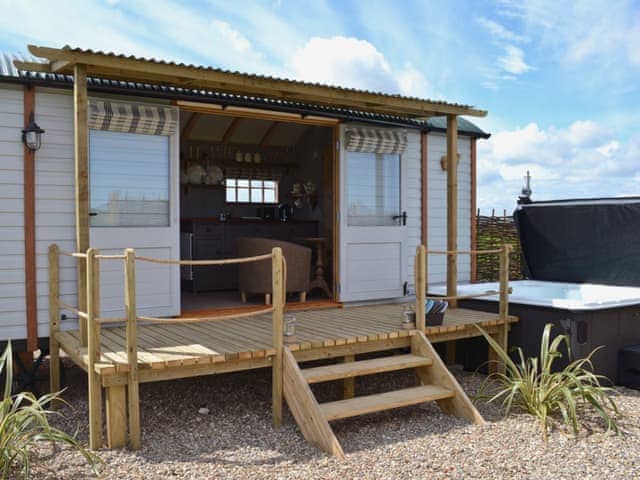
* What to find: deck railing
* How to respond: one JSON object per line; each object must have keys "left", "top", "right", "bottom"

{"left": 48, "top": 244, "right": 286, "bottom": 450}
{"left": 413, "top": 244, "right": 512, "bottom": 352}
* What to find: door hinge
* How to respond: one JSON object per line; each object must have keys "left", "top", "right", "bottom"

{"left": 336, "top": 210, "right": 340, "bottom": 223}
{"left": 337, "top": 282, "right": 341, "bottom": 294}
{"left": 336, "top": 139, "right": 340, "bottom": 151}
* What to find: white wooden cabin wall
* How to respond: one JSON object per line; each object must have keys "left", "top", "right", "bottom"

{"left": 426, "top": 132, "right": 472, "bottom": 286}
{"left": 34, "top": 88, "right": 79, "bottom": 337}
{"left": 0, "top": 84, "right": 30, "bottom": 340}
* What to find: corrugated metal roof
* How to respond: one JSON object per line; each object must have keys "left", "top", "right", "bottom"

{"left": 0, "top": 51, "right": 490, "bottom": 138}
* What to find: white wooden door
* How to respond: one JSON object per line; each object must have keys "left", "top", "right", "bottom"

{"left": 339, "top": 132, "right": 408, "bottom": 302}
{"left": 89, "top": 129, "right": 180, "bottom": 317}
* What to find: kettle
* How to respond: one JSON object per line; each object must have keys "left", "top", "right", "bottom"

{"left": 278, "top": 203, "right": 292, "bottom": 222}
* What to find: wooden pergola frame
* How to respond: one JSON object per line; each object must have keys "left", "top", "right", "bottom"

{"left": 15, "top": 45, "right": 487, "bottom": 316}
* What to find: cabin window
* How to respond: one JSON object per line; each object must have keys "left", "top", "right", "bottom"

{"left": 346, "top": 152, "right": 401, "bottom": 226}
{"left": 225, "top": 178, "right": 278, "bottom": 204}
{"left": 89, "top": 130, "right": 170, "bottom": 227}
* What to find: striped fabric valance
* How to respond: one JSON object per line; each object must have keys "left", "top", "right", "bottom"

{"left": 345, "top": 127, "right": 408, "bottom": 154}
{"left": 88, "top": 99, "right": 178, "bottom": 136}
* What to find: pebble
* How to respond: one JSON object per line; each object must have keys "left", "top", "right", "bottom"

{"left": 198, "top": 407, "right": 209, "bottom": 415}
{"left": 27, "top": 358, "right": 640, "bottom": 479}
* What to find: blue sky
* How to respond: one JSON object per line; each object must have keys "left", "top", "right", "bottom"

{"left": 1, "top": 0, "right": 639, "bottom": 211}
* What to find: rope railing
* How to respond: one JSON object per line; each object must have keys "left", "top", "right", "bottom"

{"left": 135, "top": 253, "right": 273, "bottom": 266}
{"left": 425, "top": 248, "right": 503, "bottom": 255}
{"left": 48, "top": 241, "right": 288, "bottom": 446}
{"left": 413, "top": 243, "right": 513, "bottom": 332}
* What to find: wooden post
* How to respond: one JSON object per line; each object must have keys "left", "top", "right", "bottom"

{"left": 105, "top": 385, "right": 127, "bottom": 448}
{"left": 86, "top": 248, "right": 102, "bottom": 450}
{"left": 124, "top": 248, "right": 141, "bottom": 449}
{"left": 446, "top": 115, "right": 458, "bottom": 308}
{"left": 272, "top": 247, "right": 284, "bottom": 428}
{"left": 74, "top": 63, "right": 89, "bottom": 347}
{"left": 48, "top": 244, "right": 60, "bottom": 394}
{"left": 498, "top": 244, "right": 511, "bottom": 350}
{"left": 415, "top": 245, "right": 426, "bottom": 331}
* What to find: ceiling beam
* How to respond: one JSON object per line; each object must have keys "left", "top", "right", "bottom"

{"left": 24, "top": 45, "right": 487, "bottom": 118}
{"left": 180, "top": 112, "right": 200, "bottom": 141}
{"left": 259, "top": 121, "right": 280, "bottom": 146}
{"left": 221, "top": 117, "right": 242, "bottom": 143}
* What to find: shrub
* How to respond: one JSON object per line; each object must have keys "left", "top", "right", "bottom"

{"left": 476, "top": 323, "right": 620, "bottom": 440}
{"left": 0, "top": 342, "right": 101, "bottom": 479}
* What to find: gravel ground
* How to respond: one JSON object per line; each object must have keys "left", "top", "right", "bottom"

{"left": 26, "top": 356, "right": 640, "bottom": 479}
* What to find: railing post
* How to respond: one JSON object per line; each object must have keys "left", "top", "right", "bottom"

{"left": 497, "top": 244, "right": 512, "bottom": 370}
{"left": 48, "top": 244, "right": 60, "bottom": 395}
{"left": 124, "top": 248, "right": 141, "bottom": 449}
{"left": 415, "top": 245, "right": 426, "bottom": 331}
{"left": 86, "top": 248, "right": 103, "bottom": 450}
{"left": 271, "top": 247, "right": 284, "bottom": 428}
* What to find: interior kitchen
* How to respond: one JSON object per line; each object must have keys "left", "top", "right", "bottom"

{"left": 179, "top": 111, "right": 335, "bottom": 312}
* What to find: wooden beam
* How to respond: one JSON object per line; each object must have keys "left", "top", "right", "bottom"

{"left": 221, "top": 117, "right": 241, "bottom": 143}
{"left": 23, "top": 85, "right": 38, "bottom": 352}
{"left": 74, "top": 64, "right": 89, "bottom": 346}
{"left": 26, "top": 45, "right": 488, "bottom": 118}
{"left": 446, "top": 115, "right": 458, "bottom": 308}
{"left": 13, "top": 60, "right": 51, "bottom": 73}
{"left": 180, "top": 112, "right": 200, "bottom": 141}
{"left": 178, "top": 100, "right": 339, "bottom": 126}
{"left": 259, "top": 121, "right": 280, "bottom": 146}
{"left": 470, "top": 138, "right": 477, "bottom": 282}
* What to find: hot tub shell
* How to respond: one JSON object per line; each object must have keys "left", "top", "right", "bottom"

{"left": 430, "top": 280, "right": 640, "bottom": 383}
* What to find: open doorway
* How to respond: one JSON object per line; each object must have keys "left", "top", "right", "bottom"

{"left": 178, "top": 109, "right": 337, "bottom": 314}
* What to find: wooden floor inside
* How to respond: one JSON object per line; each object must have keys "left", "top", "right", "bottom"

{"left": 56, "top": 304, "right": 517, "bottom": 386}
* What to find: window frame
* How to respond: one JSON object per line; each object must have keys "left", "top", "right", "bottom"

{"left": 225, "top": 177, "right": 279, "bottom": 205}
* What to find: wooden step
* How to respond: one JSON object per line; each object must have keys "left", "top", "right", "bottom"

{"left": 302, "top": 354, "right": 433, "bottom": 384}
{"left": 320, "top": 385, "right": 455, "bottom": 421}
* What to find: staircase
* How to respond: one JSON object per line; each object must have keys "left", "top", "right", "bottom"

{"left": 283, "top": 331, "right": 484, "bottom": 459}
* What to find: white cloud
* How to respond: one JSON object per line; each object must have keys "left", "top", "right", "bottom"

{"left": 497, "top": 45, "right": 534, "bottom": 75}
{"left": 477, "top": 120, "right": 640, "bottom": 212}
{"left": 476, "top": 17, "right": 527, "bottom": 43}
{"left": 289, "top": 36, "right": 432, "bottom": 98}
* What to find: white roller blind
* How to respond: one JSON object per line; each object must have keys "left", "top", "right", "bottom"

{"left": 89, "top": 130, "right": 170, "bottom": 227}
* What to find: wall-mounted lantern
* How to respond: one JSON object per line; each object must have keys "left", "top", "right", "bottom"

{"left": 22, "top": 113, "right": 45, "bottom": 151}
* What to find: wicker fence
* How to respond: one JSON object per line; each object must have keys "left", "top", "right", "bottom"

{"left": 475, "top": 210, "right": 524, "bottom": 282}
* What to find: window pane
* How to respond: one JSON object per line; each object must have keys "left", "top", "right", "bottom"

{"left": 226, "top": 178, "right": 236, "bottom": 187}
{"left": 264, "top": 180, "right": 277, "bottom": 190}
{"left": 346, "top": 152, "right": 400, "bottom": 226}
{"left": 251, "top": 188, "right": 263, "bottom": 203}
{"left": 237, "top": 188, "right": 250, "bottom": 202}
{"left": 251, "top": 180, "right": 262, "bottom": 188}
{"left": 237, "top": 179, "right": 249, "bottom": 188}
{"left": 89, "top": 130, "right": 169, "bottom": 227}
{"left": 263, "top": 189, "right": 276, "bottom": 203}
{"left": 226, "top": 187, "right": 236, "bottom": 202}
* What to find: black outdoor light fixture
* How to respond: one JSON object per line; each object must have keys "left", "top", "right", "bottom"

{"left": 22, "top": 113, "right": 45, "bottom": 151}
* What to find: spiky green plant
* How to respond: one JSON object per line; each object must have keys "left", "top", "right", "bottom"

{"left": 0, "top": 342, "right": 101, "bottom": 479}
{"left": 476, "top": 323, "right": 620, "bottom": 440}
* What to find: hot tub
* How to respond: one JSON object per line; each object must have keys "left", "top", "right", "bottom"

{"left": 430, "top": 280, "right": 640, "bottom": 383}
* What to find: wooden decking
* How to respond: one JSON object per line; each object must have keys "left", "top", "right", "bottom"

{"left": 56, "top": 303, "right": 517, "bottom": 386}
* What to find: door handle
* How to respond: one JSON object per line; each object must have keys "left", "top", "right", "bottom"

{"left": 392, "top": 211, "right": 407, "bottom": 226}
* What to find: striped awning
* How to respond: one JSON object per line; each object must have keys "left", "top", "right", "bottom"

{"left": 88, "top": 99, "right": 178, "bottom": 136}
{"left": 345, "top": 127, "right": 408, "bottom": 154}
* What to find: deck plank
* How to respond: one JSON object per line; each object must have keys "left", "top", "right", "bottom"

{"left": 62, "top": 306, "right": 516, "bottom": 375}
